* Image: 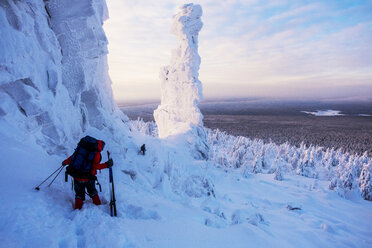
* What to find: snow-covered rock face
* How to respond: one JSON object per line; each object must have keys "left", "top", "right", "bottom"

{"left": 0, "top": 0, "right": 72, "bottom": 153}
{"left": 45, "top": 0, "right": 128, "bottom": 130}
{"left": 0, "top": 0, "right": 127, "bottom": 153}
{"left": 45, "top": 0, "right": 119, "bottom": 128}
{"left": 154, "top": 3, "right": 209, "bottom": 160}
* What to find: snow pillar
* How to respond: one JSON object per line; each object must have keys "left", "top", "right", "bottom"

{"left": 154, "top": 3, "right": 209, "bottom": 159}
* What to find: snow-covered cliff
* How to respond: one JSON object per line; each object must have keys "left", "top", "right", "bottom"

{"left": 0, "top": 0, "right": 127, "bottom": 154}
{"left": 154, "top": 3, "right": 209, "bottom": 159}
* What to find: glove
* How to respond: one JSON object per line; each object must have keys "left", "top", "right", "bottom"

{"left": 62, "top": 161, "right": 67, "bottom": 166}
{"left": 106, "top": 158, "right": 114, "bottom": 168}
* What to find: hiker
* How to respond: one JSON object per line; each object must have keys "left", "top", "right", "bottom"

{"left": 62, "top": 137, "right": 113, "bottom": 210}
{"left": 140, "top": 144, "right": 146, "bottom": 155}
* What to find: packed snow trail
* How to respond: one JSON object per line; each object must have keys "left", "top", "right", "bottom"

{"left": 1, "top": 121, "right": 372, "bottom": 248}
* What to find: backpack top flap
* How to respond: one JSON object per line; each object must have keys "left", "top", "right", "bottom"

{"left": 78, "top": 136, "right": 99, "bottom": 151}
{"left": 71, "top": 147, "right": 96, "bottom": 172}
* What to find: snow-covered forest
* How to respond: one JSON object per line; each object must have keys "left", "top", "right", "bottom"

{"left": 129, "top": 119, "right": 372, "bottom": 201}
{"left": 202, "top": 112, "right": 372, "bottom": 155}
{"left": 0, "top": 1, "right": 371, "bottom": 247}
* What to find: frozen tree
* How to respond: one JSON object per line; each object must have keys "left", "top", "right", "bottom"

{"left": 274, "top": 166, "right": 283, "bottom": 181}
{"left": 252, "top": 148, "right": 264, "bottom": 174}
{"left": 297, "top": 147, "right": 317, "bottom": 178}
{"left": 296, "top": 149, "right": 306, "bottom": 176}
{"left": 332, "top": 149, "right": 343, "bottom": 167}
{"left": 290, "top": 150, "right": 300, "bottom": 170}
{"left": 340, "top": 160, "right": 355, "bottom": 191}
{"left": 359, "top": 162, "right": 372, "bottom": 200}
{"left": 322, "top": 148, "right": 333, "bottom": 171}
{"left": 206, "top": 128, "right": 371, "bottom": 201}
{"left": 129, "top": 118, "right": 158, "bottom": 137}
{"left": 360, "top": 151, "right": 370, "bottom": 165}
{"left": 268, "top": 154, "right": 279, "bottom": 174}
{"left": 154, "top": 3, "right": 209, "bottom": 159}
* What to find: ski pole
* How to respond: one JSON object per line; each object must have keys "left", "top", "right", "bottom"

{"left": 107, "top": 151, "right": 117, "bottom": 217}
{"left": 35, "top": 165, "right": 64, "bottom": 190}
{"left": 65, "top": 170, "right": 68, "bottom": 182}
{"left": 47, "top": 165, "right": 65, "bottom": 187}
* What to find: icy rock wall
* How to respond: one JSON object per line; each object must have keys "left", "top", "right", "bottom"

{"left": 154, "top": 3, "right": 209, "bottom": 160}
{"left": 0, "top": 0, "right": 127, "bottom": 153}
{"left": 45, "top": 0, "right": 125, "bottom": 130}
{"left": 0, "top": 0, "right": 77, "bottom": 153}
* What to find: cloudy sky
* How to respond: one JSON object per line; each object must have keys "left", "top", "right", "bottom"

{"left": 103, "top": 0, "right": 372, "bottom": 102}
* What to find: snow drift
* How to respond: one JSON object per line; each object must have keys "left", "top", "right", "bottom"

{"left": 154, "top": 3, "right": 209, "bottom": 160}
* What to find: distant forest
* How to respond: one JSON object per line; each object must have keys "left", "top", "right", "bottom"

{"left": 120, "top": 99, "right": 372, "bottom": 155}
{"left": 203, "top": 115, "right": 372, "bottom": 155}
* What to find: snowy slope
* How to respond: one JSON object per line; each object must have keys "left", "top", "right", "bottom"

{"left": 0, "top": 120, "right": 371, "bottom": 248}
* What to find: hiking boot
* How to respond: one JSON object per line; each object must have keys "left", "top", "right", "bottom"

{"left": 92, "top": 194, "right": 101, "bottom": 205}
{"left": 75, "top": 198, "right": 84, "bottom": 210}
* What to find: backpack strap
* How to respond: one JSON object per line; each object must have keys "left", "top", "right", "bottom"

{"left": 86, "top": 151, "right": 97, "bottom": 169}
{"left": 69, "top": 147, "right": 80, "bottom": 168}
{"left": 96, "top": 178, "right": 102, "bottom": 192}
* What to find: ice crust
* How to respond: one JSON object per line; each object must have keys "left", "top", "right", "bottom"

{"left": 154, "top": 4, "right": 209, "bottom": 159}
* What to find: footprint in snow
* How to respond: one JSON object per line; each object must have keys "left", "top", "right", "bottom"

{"left": 75, "top": 227, "right": 86, "bottom": 248}
{"left": 124, "top": 204, "right": 160, "bottom": 220}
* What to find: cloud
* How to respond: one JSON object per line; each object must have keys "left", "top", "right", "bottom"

{"left": 104, "top": 0, "right": 372, "bottom": 102}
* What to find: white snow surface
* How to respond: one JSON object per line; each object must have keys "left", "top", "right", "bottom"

{"left": 1, "top": 120, "right": 372, "bottom": 248}
{"left": 154, "top": 3, "right": 209, "bottom": 160}
{"left": 302, "top": 110, "right": 344, "bottom": 116}
{"left": 1, "top": 1, "right": 372, "bottom": 248}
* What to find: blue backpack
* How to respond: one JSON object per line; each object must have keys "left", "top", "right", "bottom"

{"left": 66, "top": 136, "right": 101, "bottom": 179}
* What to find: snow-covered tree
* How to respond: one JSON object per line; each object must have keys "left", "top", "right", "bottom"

{"left": 129, "top": 118, "right": 158, "bottom": 137}
{"left": 290, "top": 149, "right": 300, "bottom": 170}
{"left": 297, "top": 147, "right": 317, "bottom": 178}
{"left": 274, "top": 166, "right": 283, "bottom": 181}
{"left": 206, "top": 128, "right": 371, "bottom": 201}
{"left": 252, "top": 148, "right": 264, "bottom": 174}
{"left": 359, "top": 162, "right": 372, "bottom": 200}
